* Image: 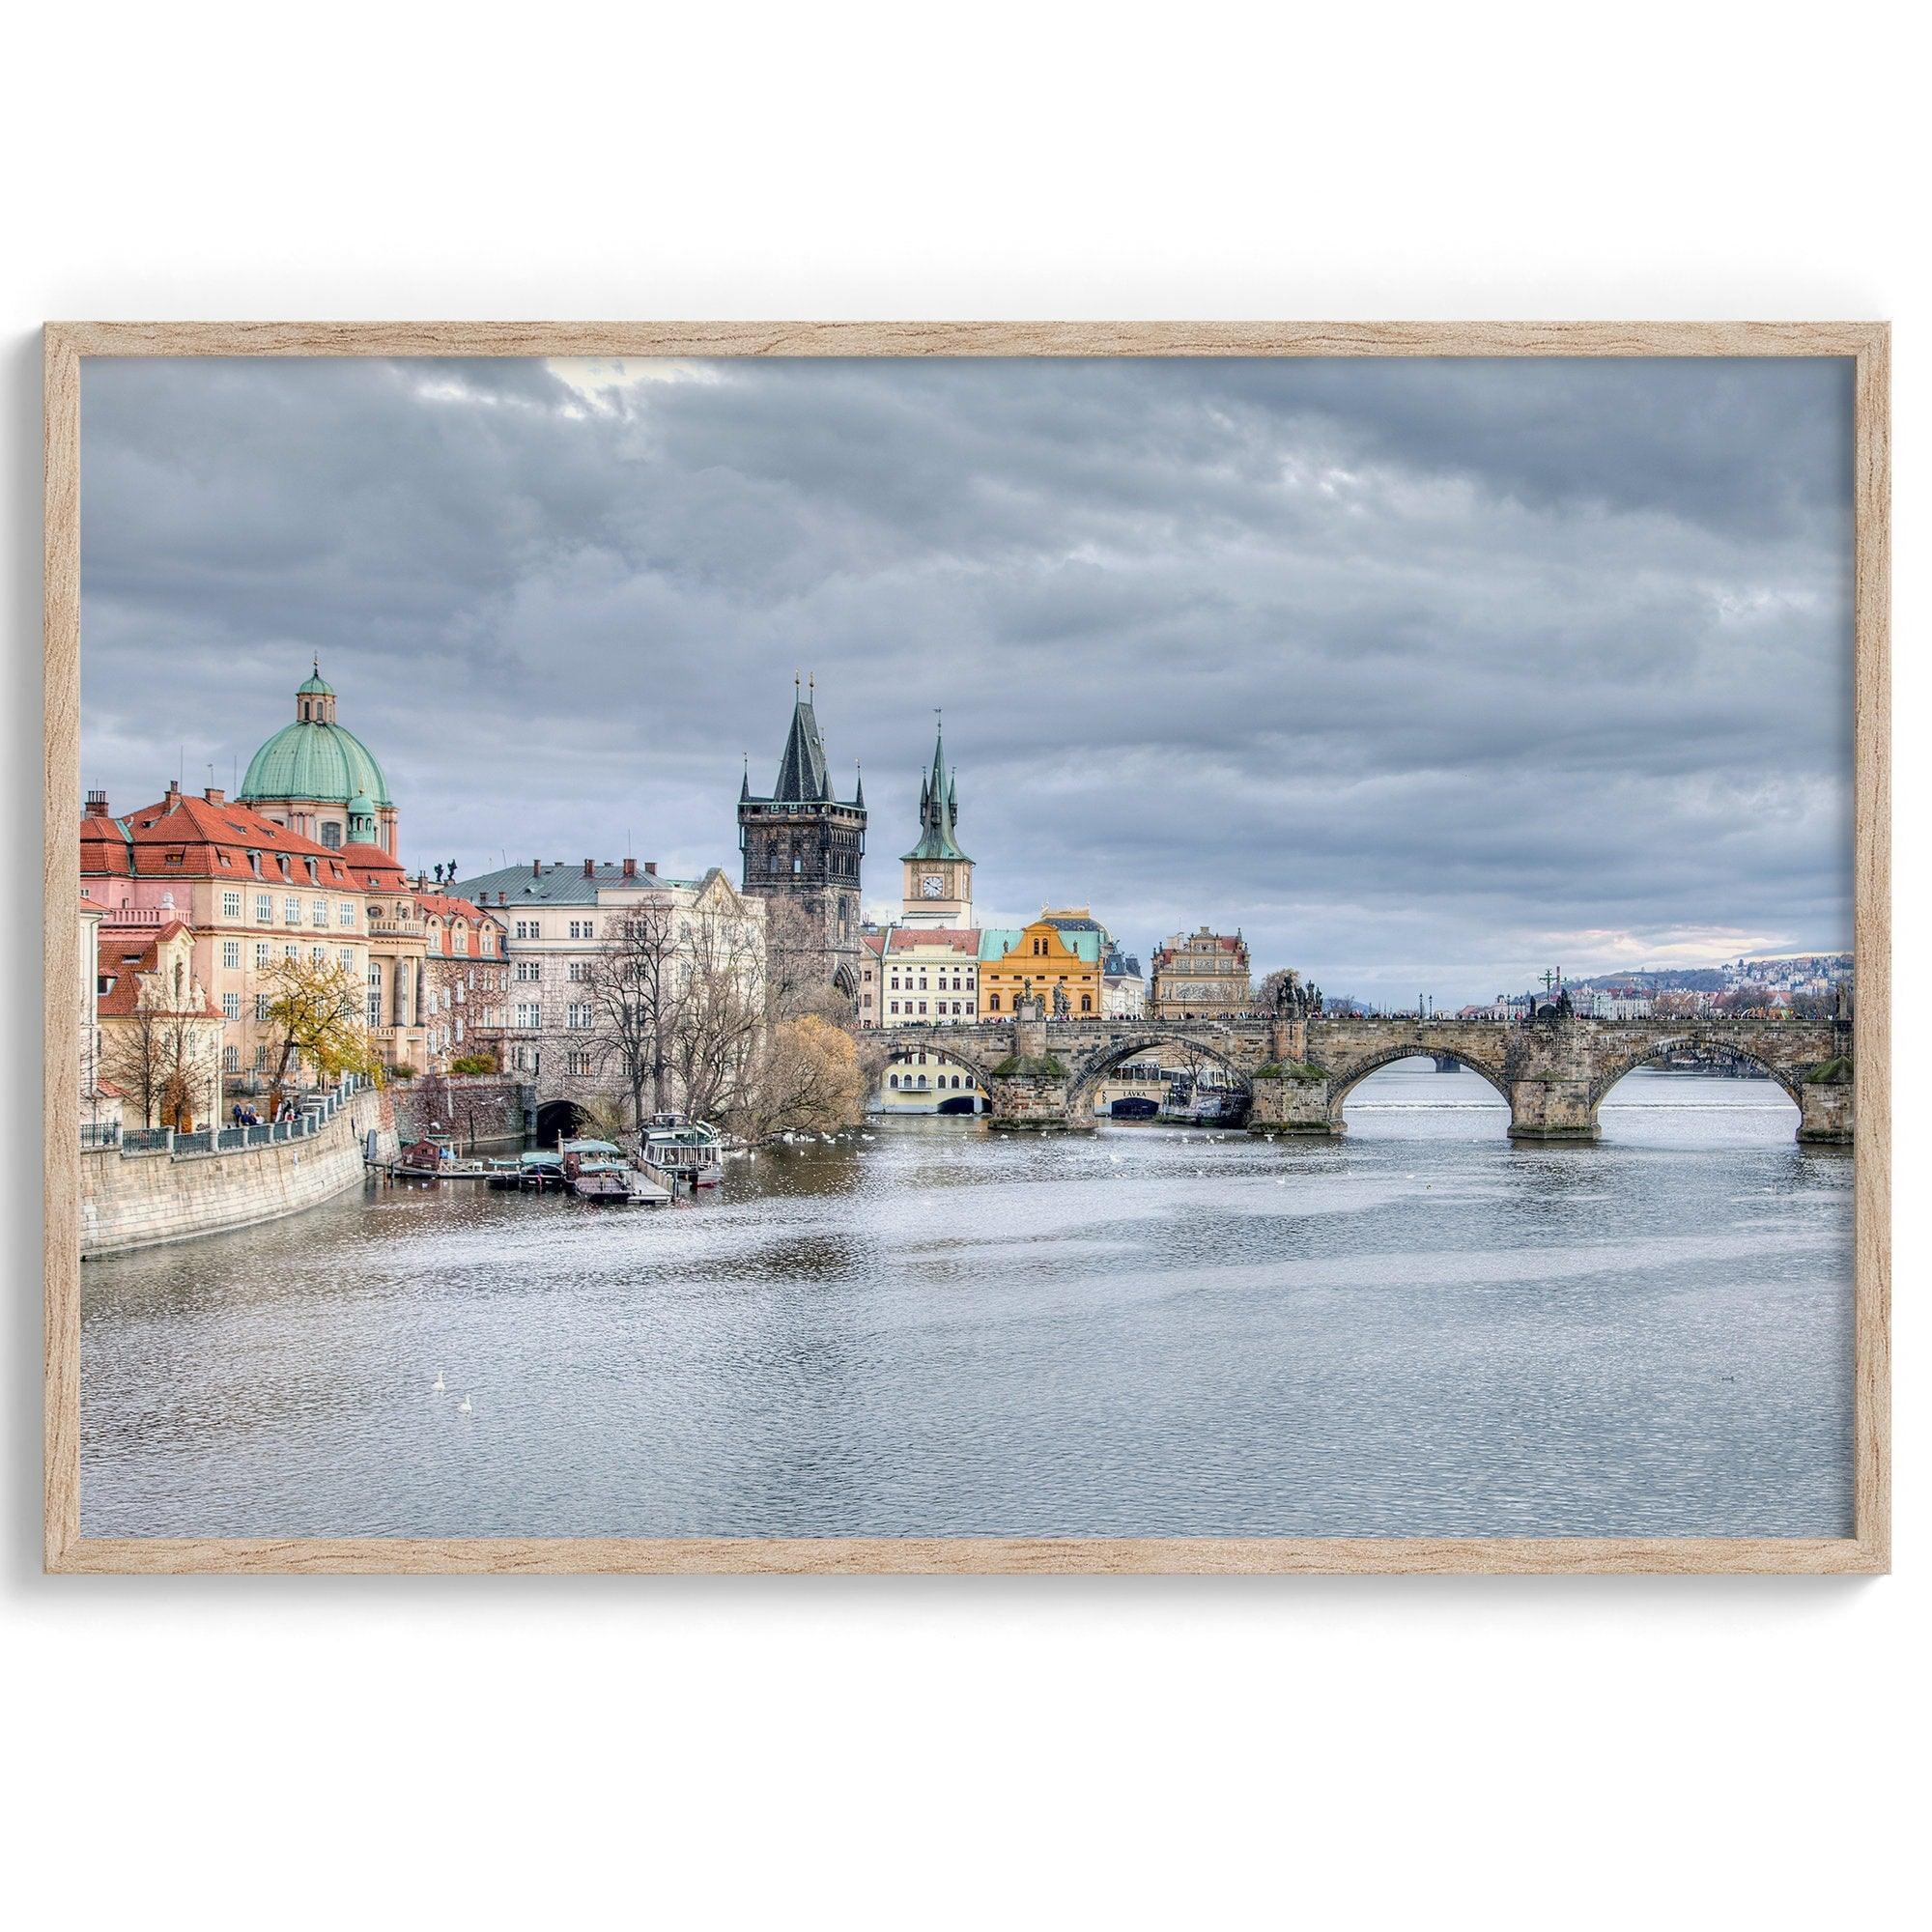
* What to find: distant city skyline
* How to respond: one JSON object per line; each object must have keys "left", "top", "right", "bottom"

{"left": 79, "top": 355, "right": 1854, "bottom": 1007}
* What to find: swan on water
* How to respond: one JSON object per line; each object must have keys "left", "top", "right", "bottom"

{"left": 432, "top": 1372, "right": 446, "bottom": 1394}
{"left": 458, "top": 1394, "right": 473, "bottom": 1414}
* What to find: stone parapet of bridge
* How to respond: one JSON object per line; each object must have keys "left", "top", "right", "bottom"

{"left": 859, "top": 1010, "right": 1853, "bottom": 1144}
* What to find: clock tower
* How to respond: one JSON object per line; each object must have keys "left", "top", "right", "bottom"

{"left": 900, "top": 714, "right": 974, "bottom": 929}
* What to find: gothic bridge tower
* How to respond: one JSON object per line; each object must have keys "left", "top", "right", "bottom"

{"left": 737, "top": 676, "right": 867, "bottom": 997}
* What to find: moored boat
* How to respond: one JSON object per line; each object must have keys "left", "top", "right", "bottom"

{"left": 639, "top": 1114, "right": 724, "bottom": 1187}
{"left": 559, "top": 1139, "right": 672, "bottom": 1207}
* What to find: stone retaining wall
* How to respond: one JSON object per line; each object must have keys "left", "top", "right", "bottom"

{"left": 80, "top": 1089, "right": 398, "bottom": 1259}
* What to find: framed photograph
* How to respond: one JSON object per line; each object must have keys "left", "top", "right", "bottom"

{"left": 43, "top": 322, "right": 1889, "bottom": 1575}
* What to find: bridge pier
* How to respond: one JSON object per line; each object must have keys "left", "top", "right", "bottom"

{"left": 1796, "top": 1077, "right": 1853, "bottom": 1145}
{"left": 986, "top": 1076, "right": 1090, "bottom": 1131}
{"left": 1247, "top": 1070, "right": 1336, "bottom": 1135}
{"left": 1504, "top": 1076, "right": 1600, "bottom": 1142}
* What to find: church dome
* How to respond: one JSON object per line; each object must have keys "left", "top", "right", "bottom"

{"left": 239, "top": 664, "right": 393, "bottom": 808}
{"left": 241, "top": 719, "right": 391, "bottom": 806}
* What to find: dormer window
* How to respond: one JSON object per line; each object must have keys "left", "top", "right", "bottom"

{"left": 247, "top": 850, "right": 261, "bottom": 875}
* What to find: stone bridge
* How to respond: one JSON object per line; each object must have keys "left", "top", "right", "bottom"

{"left": 862, "top": 1006, "right": 1853, "bottom": 1143}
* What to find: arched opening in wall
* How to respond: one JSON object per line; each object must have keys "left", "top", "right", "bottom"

{"left": 1593, "top": 1048, "right": 1799, "bottom": 1148}
{"left": 1337, "top": 1054, "right": 1508, "bottom": 1138}
{"left": 534, "top": 1098, "right": 585, "bottom": 1148}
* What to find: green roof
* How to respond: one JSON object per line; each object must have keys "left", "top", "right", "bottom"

{"left": 902, "top": 721, "right": 969, "bottom": 863}
{"left": 241, "top": 718, "right": 392, "bottom": 808}
{"left": 979, "top": 926, "right": 1101, "bottom": 964}
{"left": 297, "top": 668, "right": 335, "bottom": 696}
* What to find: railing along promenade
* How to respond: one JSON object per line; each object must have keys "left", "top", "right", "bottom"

{"left": 84, "top": 1074, "right": 371, "bottom": 1157}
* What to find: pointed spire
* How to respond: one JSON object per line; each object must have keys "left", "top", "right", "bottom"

{"left": 739, "top": 753, "right": 751, "bottom": 803}
{"left": 853, "top": 760, "right": 865, "bottom": 809}
{"left": 772, "top": 677, "right": 832, "bottom": 802}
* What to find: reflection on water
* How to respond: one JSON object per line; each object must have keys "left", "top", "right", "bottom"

{"left": 80, "top": 1063, "right": 1852, "bottom": 1538}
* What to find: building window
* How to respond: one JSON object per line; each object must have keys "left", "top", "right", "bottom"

{"left": 890, "top": 1001, "right": 898, "bottom": 1015}
{"left": 221, "top": 992, "right": 241, "bottom": 1020}
{"left": 481, "top": 931, "right": 495, "bottom": 953}
{"left": 255, "top": 894, "right": 273, "bottom": 923}
{"left": 566, "top": 1003, "right": 591, "bottom": 1029}
{"left": 283, "top": 895, "right": 300, "bottom": 924}
{"left": 368, "top": 992, "right": 382, "bottom": 1027}
{"left": 338, "top": 948, "right": 354, "bottom": 970}
{"left": 223, "top": 1044, "right": 240, "bottom": 1073}
{"left": 988, "top": 995, "right": 1001, "bottom": 1012}
{"left": 222, "top": 940, "right": 241, "bottom": 969}
{"left": 221, "top": 891, "right": 242, "bottom": 919}
{"left": 516, "top": 960, "right": 541, "bottom": 981}
{"left": 320, "top": 822, "right": 342, "bottom": 849}
{"left": 254, "top": 1044, "right": 268, "bottom": 1071}
{"left": 310, "top": 945, "right": 327, "bottom": 964}
{"left": 1080, "top": 994, "right": 1093, "bottom": 1013}
{"left": 339, "top": 901, "right": 355, "bottom": 926}
{"left": 255, "top": 943, "right": 270, "bottom": 967}
{"left": 889, "top": 1074, "right": 899, "bottom": 1090}
{"left": 567, "top": 961, "right": 586, "bottom": 981}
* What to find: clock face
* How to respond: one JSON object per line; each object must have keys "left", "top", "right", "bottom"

{"left": 921, "top": 874, "right": 945, "bottom": 899}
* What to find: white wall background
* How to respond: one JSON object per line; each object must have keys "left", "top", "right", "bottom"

{"left": 2, "top": 5, "right": 1920, "bottom": 1923}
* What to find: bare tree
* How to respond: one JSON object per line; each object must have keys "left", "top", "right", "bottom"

{"left": 101, "top": 1003, "right": 216, "bottom": 1130}
{"left": 760, "top": 895, "right": 849, "bottom": 1021}
{"left": 582, "top": 895, "right": 682, "bottom": 1126}
{"left": 668, "top": 908, "right": 767, "bottom": 1123}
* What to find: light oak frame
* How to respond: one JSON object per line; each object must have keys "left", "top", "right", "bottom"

{"left": 43, "top": 321, "right": 1890, "bottom": 1575}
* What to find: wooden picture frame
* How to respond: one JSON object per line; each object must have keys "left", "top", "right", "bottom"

{"left": 43, "top": 321, "right": 1890, "bottom": 1576}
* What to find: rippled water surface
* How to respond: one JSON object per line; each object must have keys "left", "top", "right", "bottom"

{"left": 80, "top": 1064, "right": 1853, "bottom": 1537}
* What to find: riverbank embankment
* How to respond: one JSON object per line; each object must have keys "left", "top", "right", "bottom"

{"left": 80, "top": 1087, "right": 398, "bottom": 1259}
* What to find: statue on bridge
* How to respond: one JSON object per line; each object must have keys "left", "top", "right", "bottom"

{"left": 1052, "top": 982, "right": 1070, "bottom": 1019}
{"left": 1267, "top": 970, "right": 1322, "bottom": 1019}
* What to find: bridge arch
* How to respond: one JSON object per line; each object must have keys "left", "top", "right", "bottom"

{"left": 1324, "top": 1044, "right": 1513, "bottom": 1118}
{"left": 1587, "top": 1033, "right": 1804, "bottom": 1112}
{"left": 870, "top": 1032, "right": 1005, "bottom": 1090}
{"left": 1065, "top": 1031, "right": 1258, "bottom": 1115}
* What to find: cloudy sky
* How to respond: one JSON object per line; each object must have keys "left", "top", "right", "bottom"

{"left": 79, "top": 354, "right": 1853, "bottom": 1007}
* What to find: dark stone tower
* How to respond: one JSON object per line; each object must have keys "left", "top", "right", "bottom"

{"left": 737, "top": 677, "right": 867, "bottom": 997}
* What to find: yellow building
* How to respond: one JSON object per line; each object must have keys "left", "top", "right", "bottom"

{"left": 978, "top": 917, "right": 1103, "bottom": 1018}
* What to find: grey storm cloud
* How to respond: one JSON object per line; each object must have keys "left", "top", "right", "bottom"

{"left": 79, "top": 353, "right": 1854, "bottom": 1006}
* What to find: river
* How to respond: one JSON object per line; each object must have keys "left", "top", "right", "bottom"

{"left": 79, "top": 1062, "right": 1853, "bottom": 1539}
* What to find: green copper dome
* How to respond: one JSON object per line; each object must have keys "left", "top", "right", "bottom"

{"left": 241, "top": 665, "right": 392, "bottom": 809}
{"left": 241, "top": 721, "right": 392, "bottom": 807}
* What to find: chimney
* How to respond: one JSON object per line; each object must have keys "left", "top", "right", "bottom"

{"left": 643, "top": 861, "right": 658, "bottom": 877}
{"left": 583, "top": 859, "right": 594, "bottom": 877}
{"left": 621, "top": 857, "right": 637, "bottom": 879}
{"left": 204, "top": 786, "right": 225, "bottom": 806}
{"left": 85, "top": 789, "right": 109, "bottom": 817}
{"left": 531, "top": 861, "right": 541, "bottom": 877}
{"left": 163, "top": 781, "right": 181, "bottom": 808}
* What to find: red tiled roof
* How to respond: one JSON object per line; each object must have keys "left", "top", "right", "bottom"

{"left": 80, "top": 789, "right": 355, "bottom": 887}
{"left": 415, "top": 892, "right": 495, "bottom": 923}
{"left": 336, "top": 840, "right": 408, "bottom": 889}
{"left": 95, "top": 928, "right": 223, "bottom": 1019}
{"left": 885, "top": 927, "right": 980, "bottom": 955}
